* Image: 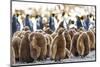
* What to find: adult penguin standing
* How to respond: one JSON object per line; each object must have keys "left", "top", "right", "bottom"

{"left": 48, "top": 13, "right": 57, "bottom": 32}
{"left": 12, "top": 14, "right": 20, "bottom": 36}
{"left": 24, "top": 14, "right": 33, "bottom": 31}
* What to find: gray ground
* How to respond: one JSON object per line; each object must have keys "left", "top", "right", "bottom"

{"left": 12, "top": 50, "right": 95, "bottom": 66}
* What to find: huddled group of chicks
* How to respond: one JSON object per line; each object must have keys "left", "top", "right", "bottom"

{"left": 11, "top": 26, "right": 95, "bottom": 64}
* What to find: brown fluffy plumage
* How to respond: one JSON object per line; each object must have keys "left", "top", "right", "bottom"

{"left": 29, "top": 32, "right": 47, "bottom": 60}
{"left": 12, "top": 36, "right": 21, "bottom": 62}
{"left": 68, "top": 29, "right": 76, "bottom": 39}
{"left": 11, "top": 47, "right": 15, "bottom": 64}
{"left": 87, "top": 30, "right": 95, "bottom": 51}
{"left": 64, "top": 30, "right": 72, "bottom": 51}
{"left": 51, "top": 28, "right": 66, "bottom": 61}
{"left": 71, "top": 32, "right": 80, "bottom": 56}
{"left": 77, "top": 32, "right": 90, "bottom": 57}
{"left": 19, "top": 31, "right": 33, "bottom": 63}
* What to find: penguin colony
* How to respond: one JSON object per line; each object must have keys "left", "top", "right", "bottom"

{"left": 11, "top": 26, "right": 95, "bottom": 64}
